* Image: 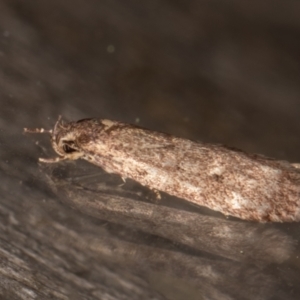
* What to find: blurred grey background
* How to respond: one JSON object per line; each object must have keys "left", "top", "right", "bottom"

{"left": 0, "top": 1, "right": 300, "bottom": 299}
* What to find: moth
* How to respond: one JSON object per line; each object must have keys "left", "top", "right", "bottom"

{"left": 24, "top": 116, "right": 300, "bottom": 222}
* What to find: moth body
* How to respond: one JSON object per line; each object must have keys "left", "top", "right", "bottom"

{"left": 25, "top": 117, "right": 300, "bottom": 222}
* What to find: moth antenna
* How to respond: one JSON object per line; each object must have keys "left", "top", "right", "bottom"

{"left": 54, "top": 115, "right": 66, "bottom": 131}
{"left": 24, "top": 128, "right": 53, "bottom": 134}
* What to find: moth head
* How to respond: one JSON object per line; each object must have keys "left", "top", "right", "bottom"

{"left": 24, "top": 116, "right": 97, "bottom": 163}
{"left": 50, "top": 117, "right": 84, "bottom": 161}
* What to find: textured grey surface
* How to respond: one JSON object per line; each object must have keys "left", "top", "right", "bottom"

{"left": 0, "top": 0, "right": 300, "bottom": 299}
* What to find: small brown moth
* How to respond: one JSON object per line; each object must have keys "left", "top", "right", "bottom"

{"left": 24, "top": 116, "right": 300, "bottom": 222}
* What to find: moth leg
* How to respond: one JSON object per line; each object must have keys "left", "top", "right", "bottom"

{"left": 150, "top": 188, "right": 162, "bottom": 201}
{"left": 117, "top": 177, "right": 127, "bottom": 187}
{"left": 39, "top": 156, "right": 67, "bottom": 163}
{"left": 291, "top": 163, "right": 300, "bottom": 169}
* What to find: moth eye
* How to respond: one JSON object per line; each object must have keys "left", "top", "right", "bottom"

{"left": 62, "top": 144, "right": 77, "bottom": 154}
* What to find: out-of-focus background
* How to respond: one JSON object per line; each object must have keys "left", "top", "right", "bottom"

{"left": 0, "top": 1, "right": 300, "bottom": 299}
